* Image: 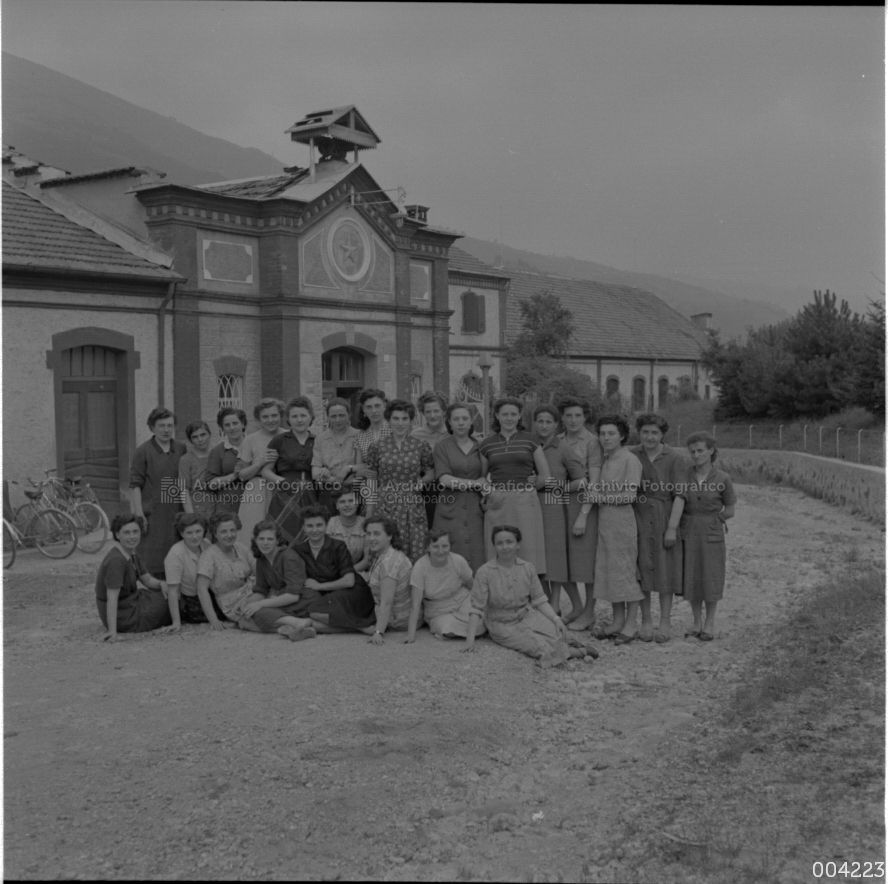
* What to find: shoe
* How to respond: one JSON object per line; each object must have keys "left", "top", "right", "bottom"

{"left": 684, "top": 630, "right": 701, "bottom": 639}
{"left": 654, "top": 623, "right": 672, "bottom": 644}
{"left": 699, "top": 632, "right": 714, "bottom": 642}
{"left": 654, "top": 632, "right": 670, "bottom": 644}
{"left": 638, "top": 624, "right": 654, "bottom": 643}
{"left": 593, "top": 627, "right": 614, "bottom": 640}
{"left": 614, "top": 632, "right": 636, "bottom": 646}
{"left": 282, "top": 626, "right": 316, "bottom": 642}
{"left": 585, "top": 645, "right": 600, "bottom": 660}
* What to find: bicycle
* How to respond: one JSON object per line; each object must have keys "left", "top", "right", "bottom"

{"left": 40, "top": 467, "right": 104, "bottom": 510}
{"left": 3, "top": 507, "right": 79, "bottom": 565}
{"left": 13, "top": 476, "right": 109, "bottom": 555}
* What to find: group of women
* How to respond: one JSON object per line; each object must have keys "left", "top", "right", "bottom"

{"left": 98, "top": 392, "right": 736, "bottom": 665}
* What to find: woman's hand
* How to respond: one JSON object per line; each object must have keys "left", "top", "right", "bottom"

{"left": 242, "top": 600, "right": 266, "bottom": 617}
{"left": 261, "top": 449, "right": 278, "bottom": 464}
{"left": 663, "top": 528, "right": 677, "bottom": 549}
{"left": 368, "top": 631, "right": 385, "bottom": 645}
{"left": 208, "top": 620, "right": 226, "bottom": 631}
{"left": 158, "top": 624, "right": 181, "bottom": 634}
{"left": 553, "top": 616, "right": 569, "bottom": 641}
{"left": 572, "top": 514, "right": 588, "bottom": 537}
{"left": 304, "top": 578, "right": 321, "bottom": 591}
{"left": 403, "top": 633, "right": 416, "bottom": 644}
{"left": 159, "top": 581, "right": 169, "bottom": 600}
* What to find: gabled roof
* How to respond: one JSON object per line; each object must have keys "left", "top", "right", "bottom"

{"left": 504, "top": 268, "right": 709, "bottom": 361}
{"left": 448, "top": 246, "right": 509, "bottom": 282}
{"left": 200, "top": 169, "right": 309, "bottom": 198}
{"left": 286, "top": 105, "right": 380, "bottom": 149}
{"left": 39, "top": 166, "right": 165, "bottom": 188}
{"left": 2, "top": 182, "right": 181, "bottom": 280}
{"left": 195, "top": 160, "right": 357, "bottom": 204}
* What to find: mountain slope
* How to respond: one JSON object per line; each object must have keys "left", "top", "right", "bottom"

{"left": 458, "top": 237, "right": 791, "bottom": 341}
{"left": 2, "top": 53, "right": 285, "bottom": 184}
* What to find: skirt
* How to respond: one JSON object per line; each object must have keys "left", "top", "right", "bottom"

{"left": 305, "top": 574, "right": 377, "bottom": 630}
{"left": 680, "top": 513, "right": 727, "bottom": 603}
{"left": 566, "top": 494, "right": 598, "bottom": 583}
{"left": 635, "top": 497, "right": 683, "bottom": 595}
{"left": 592, "top": 503, "right": 643, "bottom": 603}
{"left": 432, "top": 488, "right": 486, "bottom": 573}
{"left": 484, "top": 489, "right": 546, "bottom": 575}
{"left": 426, "top": 592, "right": 487, "bottom": 639}
{"left": 486, "top": 606, "right": 565, "bottom": 660}
{"left": 179, "top": 591, "right": 227, "bottom": 625}
{"left": 97, "top": 587, "right": 172, "bottom": 633}
{"left": 538, "top": 492, "right": 569, "bottom": 583}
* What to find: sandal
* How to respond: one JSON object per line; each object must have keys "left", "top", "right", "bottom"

{"left": 684, "top": 630, "right": 701, "bottom": 639}
{"left": 699, "top": 632, "right": 714, "bottom": 642}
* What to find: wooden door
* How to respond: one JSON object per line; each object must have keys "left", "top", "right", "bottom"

{"left": 60, "top": 347, "right": 120, "bottom": 504}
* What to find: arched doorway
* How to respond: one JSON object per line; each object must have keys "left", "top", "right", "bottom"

{"left": 322, "top": 347, "right": 365, "bottom": 426}
{"left": 658, "top": 376, "right": 669, "bottom": 408}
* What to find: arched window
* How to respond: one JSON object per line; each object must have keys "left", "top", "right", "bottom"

{"left": 218, "top": 374, "right": 243, "bottom": 410}
{"left": 461, "top": 291, "right": 486, "bottom": 334}
{"left": 657, "top": 376, "right": 669, "bottom": 408}
{"left": 632, "top": 377, "right": 646, "bottom": 412}
{"left": 605, "top": 376, "right": 620, "bottom": 397}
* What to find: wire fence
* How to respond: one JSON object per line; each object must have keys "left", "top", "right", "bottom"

{"left": 674, "top": 424, "right": 885, "bottom": 468}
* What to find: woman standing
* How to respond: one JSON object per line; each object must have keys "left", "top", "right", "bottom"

{"left": 589, "top": 414, "right": 644, "bottom": 644}
{"left": 411, "top": 391, "right": 450, "bottom": 528}
{"left": 406, "top": 528, "right": 484, "bottom": 641}
{"left": 311, "top": 397, "right": 363, "bottom": 516}
{"left": 630, "top": 414, "right": 687, "bottom": 643}
{"left": 462, "top": 526, "right": 591, "bottom": 667}
{"left": 205, "top": 407, "right": 247, "bottom": 517}
{"left": 558, "top": 397, "right": 603, "bottom": 632}
{"left": 365, "top": 516, "right": 415, "bottom": 643}
{"left": 676, "top": 432, "right": 736, "bottom": 641}
{"left": 533, "top": 405, "right": 587, "bottom": 619}
{"left": 478, "top": 398, "right": 550, "bottom": 575}
{"left": 262, "top": 396, "right": 317, "bottom": 547}
{"left": 365, "top": 399, "right": 435, "bottom": 563}
{"left": 129, "top": 407, "right": 187, "bottom": 578}
{"left": 326, "top": 487, "right": 371, "bottom": 571}
{"left": 178, "top": 421, "right": 214, "bottom": 520}
{"left": 433, "top": 403, "right": 489, "bottom": 572}
{"left": 355, "top": 388, "right": 391, "bottom": 457}
{"left": 236, "top": 398, "right": 284, "bottom": 544}
{"left": 96, "top": 514, "right": 173, "bottom": 640}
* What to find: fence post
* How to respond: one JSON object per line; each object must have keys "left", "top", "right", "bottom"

{"left": 836, "top": 427, "right": 842, "bottom": 458}
{"left": 819, "top": 426, "right": 823, "bottom": 454}
{"left": 779, "top": 425, "right": 783, "bottom": 449}
{"left": 748, "top": 425, "right": 754, "bottom": 448}
{"left": 858, "top": 429, "right": 863, "bottom": 464}
{"left": 803, "top": 424, "right": 808, "bottom": 452}
{"left": 677, "top": 425, "right": 681, "bottom": 445}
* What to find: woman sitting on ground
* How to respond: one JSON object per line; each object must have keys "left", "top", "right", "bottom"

{"left": 325, "top": 487, "right": 371, "bottom": 571}
{"left": 405, "top": 528, "right": 486, "bottom": 642}
{"left": 289, "top": 504, "right": 377, "bottom": 635}
{"left": 196, "top": 511, "right": 312, "bottom": 639}
{"left": 462, "top": 525, "right": 594, "bottom": 667}
{"left": 163, "top": 512, "right": 225, "bottom": 630}
{"left": 365, "top": 515, "right": 415, "bottom": 644}
{"left": 96, "top": 514, "right": 173, "bottom": 641}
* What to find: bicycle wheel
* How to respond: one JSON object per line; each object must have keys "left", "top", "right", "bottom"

{"left": 3, "top": 521, "right": 16, "bottom": 569}
{"left": 13, "top": 503, "right": 38, "bottom": 540}
{"left": 72, "top": 501, "right": 109, "bottom": 554}
{"left": 27, "top": 508, "right": 78, "bottom": 559}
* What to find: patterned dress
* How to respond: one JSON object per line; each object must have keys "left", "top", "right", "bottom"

{"left": 366, "top": 436, "right": 435, "bottom": 563}
{"left": 592, "top": 446, "right": 644, "bottom": 603}
{"left": 197, "top": 541, "right": 256, "bottom": 627}
{"left": 560, "top": 428, "right": 603, "bottom": 583}
{"left": 432, "top": 435, "right": 487, "bottom": 572}
{"left": 469, "top": 557, "right": 566, "bottom": 660}
{"left": 630, "top": 444, "right": 687, "bottom": 596}
{"left": 676, "top": 465, "right": 736, "bottom": 603}
{"left": 367, "top": 545, "right": 414, "bottom": 631}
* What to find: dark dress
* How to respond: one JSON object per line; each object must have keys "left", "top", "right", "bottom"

{"left": 267, "top": 431, "right": 318, "bottom": 546}
{"left": 630, "top": 444, "right": 687, "bottom": 596}
{"left": 537, "top": 435, "right": 586, "bottom": 583}
{"left": 129, "top": 437, "right": 187, "bottom": 577}
{"left": 677, "top": 465, "right": 736, "bottom": 603}
{"left": 292, "top": 535, "right": 375, "bottom": 630}
{"left": 95, "top": 547, "right": 172, "bottom": 633}
{"left": 204, "top": 441, "right": 244, "bottom": 517}
{"left": 432, "top": 435, "right": 486, "bottom": 572}
{"left": 251, "top": 547, "right": 309, "bottom": 632}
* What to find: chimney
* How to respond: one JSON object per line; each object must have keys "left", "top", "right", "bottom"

{"left": 405, "top": 205, "right": 428, "bottom": 225}
{"left": 690, "top": 312, "right": 713, "bottom": 331}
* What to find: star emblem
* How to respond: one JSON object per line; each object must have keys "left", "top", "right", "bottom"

{"left": 339, "top": 233, "right": 359, "bottom": 269}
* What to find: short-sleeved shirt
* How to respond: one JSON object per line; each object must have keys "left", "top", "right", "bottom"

{"left": 368, "top": 545, "right": 413, "bottom": 629}
{"left": 628, "top": 444, "right": 688, "bottom": 503}
{"left": 197, "top": 542, "right": 255, "bottom": 619}
{"left": 410, "top": 552, "right": 473, "bottom": 621}
{"left": 433, "top": 434, "right": 484, "bottom": 484}
{"left": 326, "top": 516, "right": 367, "bottom": 564}
{"left": 676, "top": 465, "right": 736, "bottom": 514}
{"left": 469, "top": 557, "right": 547, "bottom": 624}
{"left": 95, "top": 546, "right": 145, "bottom": 605}
{"left": 598, "top": 446, "right": 643, "bottom": 503}
{"left": 164, "top": 538, "right": 211, "bottom": 597}
{"left": 292, "top": 535, "right": 356, "bottom": 584}
{"left": 410, "top": 425, "right": 449, "bottom": 450}
{"left": 312, "top": 427, "right": 361, "bottom": 481}
{"left": 268, "top": 431, "right": 314, "bottom": 482}
{"left": 478, "top": 431, "right": 539, "bottom": 486}
{"left": 560, "top": 428, "right": 604, "bottom": 478}
{"left": 538, "top": 435, "right": 586, "bottom": 484}
{"left": 255, "top": 547, "right": 306, "bottom": 597}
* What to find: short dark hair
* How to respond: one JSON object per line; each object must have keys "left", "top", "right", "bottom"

{"left": 358, "top": 389, "right": 387, "bottom": 429}
{"left": 334, "top": 487, "right": 363, "bottom": 515}
{"left": 635, "top": 413, "right": 669, "bottom": 435}
{"left": 185, "top": 420, "right": 211, "bottom": 442}
{"left": 207, "top": 511, "right": 242, "bottom": 541}
{"left": 254, "top": 398, "right": 285, "bottom": 421}
{"left": 111, "top": 513, "right": 147, "bottom": 541}
{"left": 492, "top": 397, "right": 526, "bottom": 433}
{"left": 325, "top": 397, "right": 351, "bottom": 415}
{"left": 364, "top": 515, "right": 405, "bottom": 551}
{"left": 491, "top": 524, "right": 522, "bottom": 544}
{"left": 427, "top": 527, "right": 451, "bottom": 545}
{"left": 250, "top": 519, "right": 284, "bottom": 557}
{"left": 558, "top": 397, "right": 592, "bottom": 420}
{"left": 533, "top": 404, "right": 561, "bottom": 424}
{"left": 596, "top": 413, "right": 630, "bottom": 445}
{"left": 384, "top": 399, "right": 416, "bottom": 422}
{"left": 217, "top": 407, "right": 247, "bottom": 431}
{"left": 147, "top": 407, "right": 176, "bottom": 429}
{"left": 285, "top": 395, "right": 315, "bottom": 422}
{"left": 173, "top": 512, "right": 207, "bottom": 538}
{"left": 418, "top": 390, "right": 448, "bottom": 414}
{"left": 301, "top": 504, "right": 331, "bottom": 524}
{"left": 685, "top": 431, "right": 718, "bottom": 462}
{"left": 444, "top": 402, "right": 477, "bottom": 436}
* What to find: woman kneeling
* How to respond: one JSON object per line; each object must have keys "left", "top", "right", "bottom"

{"left": 463, "top": 526, "right": 594, "bottom": 667}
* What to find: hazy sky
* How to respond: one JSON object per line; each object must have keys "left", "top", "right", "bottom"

{"left": 3, "top": 2, "right": 884, "bottom": 312}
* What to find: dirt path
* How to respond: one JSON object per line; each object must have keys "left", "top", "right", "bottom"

{"left": 4, "top": 484, "right": 884, "bottom": 881}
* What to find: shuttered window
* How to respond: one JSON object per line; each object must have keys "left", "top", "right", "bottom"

{"left": 461, "top": 290, "right": 486, "bottom": 334}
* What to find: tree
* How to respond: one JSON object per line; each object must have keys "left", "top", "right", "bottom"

{"left": 506, "top": 290, "right": 574, "bottom": 360}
